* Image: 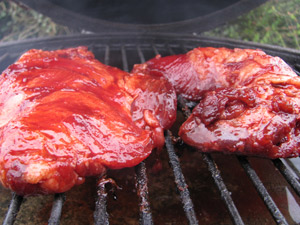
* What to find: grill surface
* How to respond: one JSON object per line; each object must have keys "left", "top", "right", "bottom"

{"left": 0, "top": 33, "right": 300, "bottom": 224}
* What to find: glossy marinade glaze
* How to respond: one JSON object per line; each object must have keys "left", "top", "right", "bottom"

{"left": 133, "top": 47, "right": 300, "bottom": 159}
{"left": 0, "top": 46, "right": 177, "bottom": 195}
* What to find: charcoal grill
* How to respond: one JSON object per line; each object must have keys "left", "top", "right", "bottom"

{"left": 0, "top": 33, "right": 300, "bottom": 224}
{"left": 16, "top": 0, "right": 267, "bottom": 34}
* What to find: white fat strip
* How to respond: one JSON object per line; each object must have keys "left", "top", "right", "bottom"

{"left": 0, "top": 93, "right": 25, "bottom": 127}
{"left": 24, "top": 162, "right": 51, "bottom": 184}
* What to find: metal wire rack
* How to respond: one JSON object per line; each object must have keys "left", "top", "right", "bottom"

{"left": 0, "top": 34, "right": 300, "bottom": 225}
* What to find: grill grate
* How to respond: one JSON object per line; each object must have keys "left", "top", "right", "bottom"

{"left": 94, "top": 178, "right": 109, "bottom": 225}
{"left": 237, "top": 157, "right": 288, "bottom": 225}
{"left": 2, "top": 194, "right": 23, "bottom": 225}
{"left": 1, "top": 34, "right": 300, "bottom": 224}
{"left": 48, "top": 193, "right": 65, "bottom": 225}
{"left": 164, "top": 131, "right": 198, "bottom": 224}
{"left": 273, "top": 159, "right": 300, "bottom": 196}
{"left": 135, "top": 162, "right": 153, "bottom": 225}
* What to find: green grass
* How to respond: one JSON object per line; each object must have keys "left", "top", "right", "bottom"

{"left": 0, "top": 0, "right": 299, "bottom": 50}
{"left": 0, "top": 0, "right": 71, "bottom": 42}
{"left": 204, "top": 0, "right": 300, "bottom": 49}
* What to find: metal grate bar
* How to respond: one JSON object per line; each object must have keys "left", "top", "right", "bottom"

{"left": 151, "top": 43, "right": 198, "bottom": 224}
{"left": 151, "top": 44, "right": 159, "bottom": 56}
{"left": 121, "top": 45, "right": 129, "bottom": 72}
{"left": 120, "top": 44, "right": 154, "bottom": 225}
{"left": 2, "top": 193, "right": 23, "bottom": 225}
{"left": 165, "top": 130, "right": 199, "bottom": 225}
{"left": 284, "top": 158, "right": 300, "bottom": 178}
{"left": 94, "top": 178, "right": 110, "bottom": 225}
{"left": 237, "top": 156, "right": 288, "bottom": 225}
{"left": 134, "top": 45, "right": 154, "bottom": 225}
{"left": 136, "top": 45, "right": 146, "bottom": 63}
{"left": 202, "top": 153, "right": 245, "bottom": 225}
{"left": 104, "top": 45, "right": 110, "bottom": 65}
{"left": 135, "top": 162, "right": 153, "bottom": 225}
{"left": 48, "top": 193, "right": 66, "bottom": 225}
{"left": 136, "top": 44, "right": 147, "bottom": 65}
{"left": 177, "top": 96, "right": 244, "bottom": 225}
{"left": 273, "top": 159, "right": 300, "bottom": 196}
{"left": 92, "top": 44, "right": 111, "bottom": 225}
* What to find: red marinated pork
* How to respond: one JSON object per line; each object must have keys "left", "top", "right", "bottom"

{"left": 0, "top": 46, "right": 176, "bottom": 195}
{"left": 134, "top": 47, "right": 300, "bottom": 159}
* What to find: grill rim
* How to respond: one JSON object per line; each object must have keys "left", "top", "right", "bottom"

{"left": 1, "top": 33, "right": 300, "bottom": 55}
{"left": 1, "top": 33, "right": 300, "bottom": 75}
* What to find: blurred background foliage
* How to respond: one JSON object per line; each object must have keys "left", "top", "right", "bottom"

{"left": 204, "top": 0, "right": 300, "bottom": 49}
{"left": 0, "top": 0, "right": 71, "bottom": 41}
{"left": 0, "top": 0, "right": 299, "bottom": 49}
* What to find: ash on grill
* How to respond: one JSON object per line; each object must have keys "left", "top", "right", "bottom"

{"left": 0, "top": 34, "right": 300, "bottom": 225}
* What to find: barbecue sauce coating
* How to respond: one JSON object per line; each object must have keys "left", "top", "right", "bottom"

{"left": 0, "top": 47, "right": 176, "bottom": 195}
{"left": 133, "top": 47, "right": 300, "bottom": 158}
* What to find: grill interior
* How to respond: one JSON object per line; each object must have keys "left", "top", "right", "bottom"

{"left": 0, "top": 33, "right": 300, "bottom": 225}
